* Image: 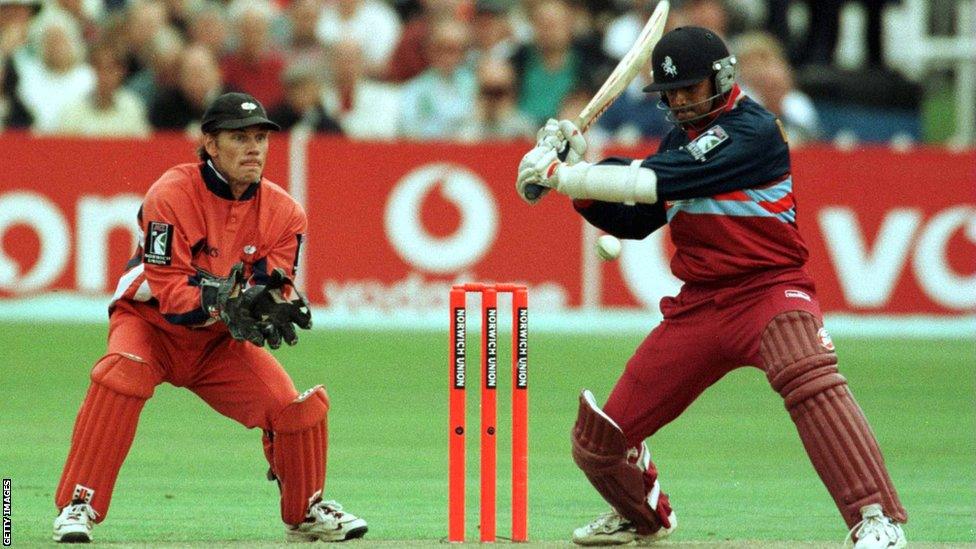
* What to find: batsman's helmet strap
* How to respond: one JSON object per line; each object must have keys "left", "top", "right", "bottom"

{"left": 643, "top": 26, "right": 736, "bottom": 93}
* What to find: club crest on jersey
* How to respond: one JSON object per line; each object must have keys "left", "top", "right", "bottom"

{"left": 684, "top": 125, "right": 730, "bottom": 162}
{"left": 662, "top": 56, "right": 677, "bottom": 77}
{"left": 818, "top": 327, "right": 835, "bottom": 351}
{"left": 144, "top": 221, "right": 174, "bottom": 265}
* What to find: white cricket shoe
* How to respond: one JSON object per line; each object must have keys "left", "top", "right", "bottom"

{"left": 53, "top": 501, "right": 96, "bottom": 543}
{"left": 286, "top": 499, "right": 368, "bottom": 543}
{"left": 572, "top": 509, "right": 677, "bottom": 546}
{"left": 848, "top": 503, "right": 907, "bottom": 549}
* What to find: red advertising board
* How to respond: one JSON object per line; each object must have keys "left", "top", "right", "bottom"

{"left": 0, "top": 133, "right": 972, "bottom": 318}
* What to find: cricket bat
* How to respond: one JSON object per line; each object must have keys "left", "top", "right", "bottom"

{"left": 524, "top": 0, "right": 670, "bottom": 200}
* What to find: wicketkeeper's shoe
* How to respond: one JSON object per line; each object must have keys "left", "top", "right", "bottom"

{"left": 53, "top": 500, "right": 97, "bottom": 543}
{"left": 286, "top": 499, "right": 368, "bottom": 543}
{"left": 572, "top": 509, "right": 677, "bottom": 546}
{"left": 848, "top": 503, "right": 907, "bottom": 549}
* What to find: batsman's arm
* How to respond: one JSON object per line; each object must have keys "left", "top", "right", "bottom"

{"left": 571, "top": 159, "right": 668, "bottom": 239}
{"left": 646, "top": 114, "right": 791, "bottom": 200}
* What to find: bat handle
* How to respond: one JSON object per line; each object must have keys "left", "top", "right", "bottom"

{"left": 524, "top": 183, "right": 545, "bottom": 200}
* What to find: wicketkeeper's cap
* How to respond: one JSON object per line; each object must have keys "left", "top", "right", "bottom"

{"left": 643, "top": 26, "right": 730, "bottom": 92}
{"left": 201, "top": 92, "right": 281, "bottom": 133}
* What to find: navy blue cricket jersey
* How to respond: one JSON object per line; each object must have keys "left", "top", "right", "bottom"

{"left": 574, "top": 86, "right": 809, "bottom": 284}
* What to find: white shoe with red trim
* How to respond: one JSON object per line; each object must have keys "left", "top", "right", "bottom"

{"left": 286, "top": 499, "right": 368, "bottom": 543}
{"left": 53, "top": 501, "right": 97, "bottom": 543}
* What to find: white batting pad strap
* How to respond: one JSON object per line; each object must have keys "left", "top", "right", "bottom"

{"left": 581, "top": 389, "right": 624, "bottom": 432}
{"left": 647, "top": 479, "right": 661, "bottom": 509}
{"left": 556, "top": 161, "right": 658, "bottom": 204}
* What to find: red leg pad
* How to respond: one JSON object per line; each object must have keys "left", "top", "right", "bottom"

{"left": 571, "top": 391, "right": 668, "bottom": 535}
{"left": 271, "top": 386, "right": 329, "bottom": 526}
{"left": 761, "top": 311, "right": 907, "bottom": 527}
{"left": 55, "top": 355, "right": 156, "bottom": 521}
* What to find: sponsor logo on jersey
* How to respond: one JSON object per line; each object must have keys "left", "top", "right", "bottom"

{"left": 817, "top": 327, "right": 835, "bottom": 351}
{"left": 785, "top": 289, "right": 811, "bottom": 301}
{"left": 144, "top": 221, "right": 173, "bottom": 265}
{"left": 684, "top": 125, "right": 730, "bottom": 162}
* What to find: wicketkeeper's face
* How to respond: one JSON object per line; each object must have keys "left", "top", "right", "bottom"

{"left": 206, "top": 127, "right": 270, "bottom": 186}
{"left": 664, "top": 78, "right": 716, "bottom": 123}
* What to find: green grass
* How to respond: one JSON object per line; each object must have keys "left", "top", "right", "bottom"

{"left": 1, "top": 322, "right": 974, "bottom": 545}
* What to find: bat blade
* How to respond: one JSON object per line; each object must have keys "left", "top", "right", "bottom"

{"left": 524, "top": 0, "right": 669, "bottom": 201}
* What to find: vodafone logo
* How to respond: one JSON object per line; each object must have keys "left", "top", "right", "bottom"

{"left": 384, "top": 164, "right": 498, "bottom": 273}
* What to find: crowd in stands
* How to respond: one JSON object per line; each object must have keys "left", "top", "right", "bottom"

{"left": 0, "top": 0, "right": 902, "bottom": 143}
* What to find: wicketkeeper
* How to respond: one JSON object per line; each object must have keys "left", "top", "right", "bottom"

{"left": 516, "top": 27, "right": 907, "bottom": 548}
{"left": 52, "top": 92, "right": 367, "bottom": 543}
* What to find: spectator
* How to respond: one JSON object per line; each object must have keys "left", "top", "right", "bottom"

{"left": 48, "top": 0, "right": 101, "bottom": 43}
{"left": 470, "top": 0, "right": 516, "bottom": 62}
{"left": 603, "top": 0, "right": 657, "bottom": 61}
{"left": 56, "top": 42, "right": 150, "bottom": 136}
{"left": 316, "top": 0, "right": 402, "bottom": 80}
{"left": 222, "top": 2, "right": 286, "bottom": 109}
{"left": 510, "top": 0, "right": 611, "bottom": 124}
{"left": 596, "top": 60, "right": 670, "bottom": 143}
{"left": 0, "top": 0, "right": 44, "bottom": 129}
{"left": 148, "top": 43, "right": 226, "bottom": 132}
{"left": 125, "top": 25, "right": 184, "bottom": 108}
{"left": 671, "top": 0, "right": 730, "bottom": 38}
{"left": 458, "top": 56, "right": 535, "bottom": 141}
{"left": 322, "top": 37, "right": 400, "bottom": 139}
{"left": 121, "top": 0, "right": 167, "bottom": 77}
{"left": 792, "top": 0, "right": 897, "bottom": 68}
{"left": 384, "top": 0, "right": 462, "bottom": 83}
{"left": 268, "top": 62, "right": 342, "bottom": 133}
{"left": 398, "top": 18, "right": 476, "bottom": 139}
{"left": 281, "top": 0, "right": 326, "bottom": 68}
{"left": 16, "top": 10, "right": 94, "bottom": 132}
{"left": 186, "top": 2, "right": 228, "bottom": 56}
{"left": 735, "top": 31, "right": 821, "bottom": 143}
{"left": 160, "top": 0, "right": 193, "bottom": 35}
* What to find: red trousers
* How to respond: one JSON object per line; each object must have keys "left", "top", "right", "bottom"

{"left": 55, "top": 301, "right": 299, "bottom": 518}
{"left": 604, "top": 273, "right": 822, "bottom": 445}
{"left": 102, "top": 301, "right": 299, "bottom": 429}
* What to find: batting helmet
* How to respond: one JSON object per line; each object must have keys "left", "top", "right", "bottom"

{"left": 642, "top": 26, "right": 737, "bottom": 94}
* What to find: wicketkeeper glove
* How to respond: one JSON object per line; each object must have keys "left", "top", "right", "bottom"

{"left": 242, "top": 268, "right": 313, "bottom": 348}
{"left": 200, "top": 263, "right": 313, "bottom": 349}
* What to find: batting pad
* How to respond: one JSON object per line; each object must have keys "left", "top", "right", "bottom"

{"left": 572, "top": 390, "right": 671, "bottom": 534}
{"left": 761, "top": 311, "right": 907, "bottom": 527}
{"left": 271, "top": 385, "right": 329, "bottom": 526}
{"left": 56, "top": 355, "right": 155, "bottom": 520}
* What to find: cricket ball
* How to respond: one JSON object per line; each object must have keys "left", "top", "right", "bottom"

{"left": 596, "top": 234, "right": 622, "bottom": 261}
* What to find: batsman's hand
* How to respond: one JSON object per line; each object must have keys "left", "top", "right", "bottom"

{"left": 518, "top": 119, "right": 588, "bottom": 204}
{"left": 536, "top": 118, "right": 587, "bottom": 165}
{"left": 516, "top": 143, "right": 561, "bottom": 205}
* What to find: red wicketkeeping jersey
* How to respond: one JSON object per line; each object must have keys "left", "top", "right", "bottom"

{"left": 111, "top": 161, "right": 307, "bottom": 330}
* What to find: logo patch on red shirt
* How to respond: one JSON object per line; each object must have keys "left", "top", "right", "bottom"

{"left": 785, "top": 289, "right": 811, "bottom": 301}
{"left": 144, "top": 221, "right": 173, "bottom": 266}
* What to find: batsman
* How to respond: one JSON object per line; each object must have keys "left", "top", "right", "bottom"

{"left": 517, "top": 27, "right": 907, "bottom": 548}
{"left": 52, "top": 92, "right": 367, "bottom": 543}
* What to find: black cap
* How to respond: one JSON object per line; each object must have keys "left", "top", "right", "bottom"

{"left": 643, "top": 26, "right": 730, "bottom": 92}
{"left": 201, "top": 92, "right": 280, "bottom": 133}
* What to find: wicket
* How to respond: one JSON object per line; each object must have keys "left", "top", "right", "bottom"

{"left": 449, "top": 283, "right": 528, "bottom": 543}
